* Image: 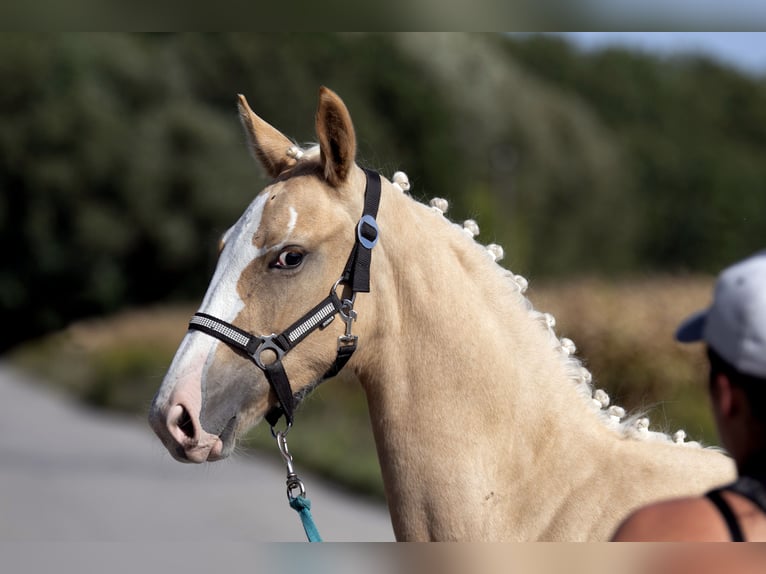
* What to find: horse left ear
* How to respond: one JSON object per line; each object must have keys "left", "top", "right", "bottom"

{"left": 316, "top": 86, "right": 357, "bottom": 187}
{"left": 237, "top": 94, "right": 297, "bottom": 179}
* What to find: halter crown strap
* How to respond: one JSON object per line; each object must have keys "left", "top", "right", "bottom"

{"left": 343, "top": 169, "right": 381, "bottom": 293}
{"left": 188, "top": 169, "right": 382, "bottom": 428}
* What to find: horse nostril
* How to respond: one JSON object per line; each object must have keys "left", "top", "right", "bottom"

{"left": 166, "top": 403, "right": 199, "bottom": 446}
{"left": 177, "top": 405, "right": 195, "bottom": 439}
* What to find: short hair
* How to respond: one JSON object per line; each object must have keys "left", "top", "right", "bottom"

{"left": 708, "top": 347, "right": 766, "bottom": 424}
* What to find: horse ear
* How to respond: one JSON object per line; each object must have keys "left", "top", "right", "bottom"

{"left": 315, "top": 86, "right": 357, "bottom": 187}
{"left": 237, "top": 94, "right": 297, "bottom": 178}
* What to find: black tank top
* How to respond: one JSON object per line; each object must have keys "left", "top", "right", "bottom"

{"left": 706, "top": 476, "right": 766, "bottom": 541}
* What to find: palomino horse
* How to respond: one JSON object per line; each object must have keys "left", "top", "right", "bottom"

{"left": 150, "top": 87, "right": 735, "bottom": 541}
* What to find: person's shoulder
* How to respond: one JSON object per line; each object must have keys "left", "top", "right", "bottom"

{"left": 611, "top": 496, "right": 728, "bottom": 541}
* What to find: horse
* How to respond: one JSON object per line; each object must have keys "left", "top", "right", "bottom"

{"left": 149, "top": 86, "right": 735, "bottom": 541}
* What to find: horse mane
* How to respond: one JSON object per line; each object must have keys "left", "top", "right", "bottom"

{"left": 283, "top": 144, "right": 702, "bottom": 449}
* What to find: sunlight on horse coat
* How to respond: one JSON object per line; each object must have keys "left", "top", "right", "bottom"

{"left": 149, "top": 87, "right": 735, "bottom": 541}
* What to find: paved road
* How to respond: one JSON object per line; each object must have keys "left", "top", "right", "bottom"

{"left": 0, "top": 364, "right": 394, "bottom": 542}
{"left": 0, "top": 365, "right": 710, "bottom": 574}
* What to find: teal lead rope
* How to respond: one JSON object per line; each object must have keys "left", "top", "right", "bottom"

{"left": 289, "top": 495, "right": 322, "bottom": 542}
{"left": 275, "top": 429, "right": 323, "bottom": 542}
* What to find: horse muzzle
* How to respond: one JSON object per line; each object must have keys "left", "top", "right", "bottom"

{"left": 149, "top": 392, "right": 235, "bottom": 464}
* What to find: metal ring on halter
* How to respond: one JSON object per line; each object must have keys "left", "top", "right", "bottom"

{"left": 251, "top": 334, "right": 286, "bottom": 370}
{"left": 270, "top": 419, "right": 293, "bottom": 439}
{"left": 332, "top": 276, "right": 357, "bottom": 307}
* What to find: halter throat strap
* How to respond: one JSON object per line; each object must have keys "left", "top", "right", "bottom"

{"left": 188, "top": 168, "right": 381, "bottom": 428}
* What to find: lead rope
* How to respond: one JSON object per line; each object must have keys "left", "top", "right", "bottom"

{"left": 275, "top": 429, "right": 322, "bottom": 542}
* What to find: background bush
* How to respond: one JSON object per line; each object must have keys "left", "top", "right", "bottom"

{"left": 2, "top": 33, "right": 765, "bottom": 351}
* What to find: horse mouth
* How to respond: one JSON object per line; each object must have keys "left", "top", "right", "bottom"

{"left": 166, "top": 414, "right": 238, "bottom": 464}
{"left": 192, "top": 416, "right": 237, "bottom": 463}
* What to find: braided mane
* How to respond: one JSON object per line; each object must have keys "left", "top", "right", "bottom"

{"left": 427, "top": 186, "right": 702, "bottom": 448}
{"left": 285, "top": 142, "right": 700, "bottom": 448}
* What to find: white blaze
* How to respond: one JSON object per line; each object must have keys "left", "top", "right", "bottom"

{"left": 156, "top": 191, "right": 298, "bottom": 405}
{"left": 200, "top": 200, "right": 298, "bottom": 320}
{"left": 199, "top": 192, "right": 269, "bottom": 320}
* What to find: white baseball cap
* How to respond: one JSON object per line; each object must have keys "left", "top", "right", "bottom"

{"left": 676, "top": 250, "right": 766, "bottom": 378}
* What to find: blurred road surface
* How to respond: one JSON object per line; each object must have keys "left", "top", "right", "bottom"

{"left": 0, "top": 364, "right": 394, "bottom": 542}
{"left": 7, "top": 365, "right": 747, "bottom": 574}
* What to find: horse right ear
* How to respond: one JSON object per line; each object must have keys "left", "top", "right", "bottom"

{"left": 315, "top": 86, "right": 357, "bottom": 187}
{"left": 237, "top": 94, "right": 297, "bottom": 178}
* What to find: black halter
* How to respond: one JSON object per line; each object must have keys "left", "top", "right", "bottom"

{"left": 188, "top": 169, "right": 381, "bottom": 429}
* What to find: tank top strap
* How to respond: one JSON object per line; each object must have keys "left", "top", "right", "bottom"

{"left": 727, "top": 475, "right": 766, "bottom": 515}
{"left": 706, "top": 476, "right": 766, "bottom": 542}
{"left": 706, "top": 488, "right": 745, "bottom": 542}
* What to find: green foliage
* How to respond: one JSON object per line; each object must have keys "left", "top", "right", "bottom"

{"left": 504, "top": 36, "right": 766, "bottom": 274}
{"left": 2, "top": 33, "right": 766, "bottom": 351}
{"left": 0, "top": 33, "right": 462, "bottom": 350}
{"left": 0, "top": 35, "right": 257, "bottom": 348}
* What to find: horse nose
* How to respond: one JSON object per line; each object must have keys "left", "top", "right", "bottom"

{"left": 166, "top": 403, "right": 199, "bottom": 445}
{"left": 148, "top": 400, "right": 200, "bottom": 456}
{"left": 150, "top": 399, "right": 224, "bottom": 463}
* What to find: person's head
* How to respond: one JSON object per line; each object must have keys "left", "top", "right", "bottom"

{"left": 706, "top": 346, "right": 766, "bottom": 462}
{"left": 676, "top": 251, "right": 766, "bottom": 461}
{"left": 707, "top": 347, "right": 766, "bottom": 425}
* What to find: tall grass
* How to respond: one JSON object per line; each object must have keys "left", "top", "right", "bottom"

{"left": 532, "top": 276, "right": 716, "bottom": 443}
{"left": 7, "top": 275, "right": 718, "bottom": 500}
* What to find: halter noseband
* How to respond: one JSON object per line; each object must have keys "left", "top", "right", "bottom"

{"left": 188, "top": 168, "right": 381, "bottom": 430}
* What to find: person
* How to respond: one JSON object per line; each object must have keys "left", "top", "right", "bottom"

{"left": 612, "top": 250, "right": 766, "bottom": 541}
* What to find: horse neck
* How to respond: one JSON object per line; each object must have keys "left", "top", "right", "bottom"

{"left": 352, "top": 186, "right": 614, "bottom": 539}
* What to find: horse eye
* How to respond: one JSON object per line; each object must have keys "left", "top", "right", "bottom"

{"left": 273, "top": 249, "right": 304, "bottom": 269}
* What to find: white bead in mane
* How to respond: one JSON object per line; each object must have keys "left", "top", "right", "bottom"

{"left": 392, "top": 171, "right": 410, "bottom": 193}
{"left": 462, "top": 219, "right": 480, "bottom": 237}
{"left": 285, "top": 144, "right": 321, "bottom": 162}
{"left": 407, "top": 169, "right": 700, "bottom": 448}
{"left": 486, "top": 243, "right": 504, "bottom": 262}
{"left": 429, "top": 197, "right": 449, "bottom": 215}
{"left": 286, "top": 145, "right": 305, "bottom": 160}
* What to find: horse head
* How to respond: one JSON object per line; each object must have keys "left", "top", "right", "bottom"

{"left": 149, "top": 87, "right": 377, "bottom": 463}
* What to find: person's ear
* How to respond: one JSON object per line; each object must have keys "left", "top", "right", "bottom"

{"left": 712, "top": 373, "right": 738, "bottom": 418}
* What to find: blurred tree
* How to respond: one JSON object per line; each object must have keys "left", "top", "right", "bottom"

{"left": 505, "top": 35, "right": 766, "bottom": 273}
{"left": 0, "top": 34, "right": 261, "bottom": 349}
{"left": 0, "top": 33, "right": 460, "bottom": 350}
{"left": 2, "top": 33, "right": 765, "bottom": 351}
{"left": 396, "top": 33, "right": 639, "bottom": 276}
